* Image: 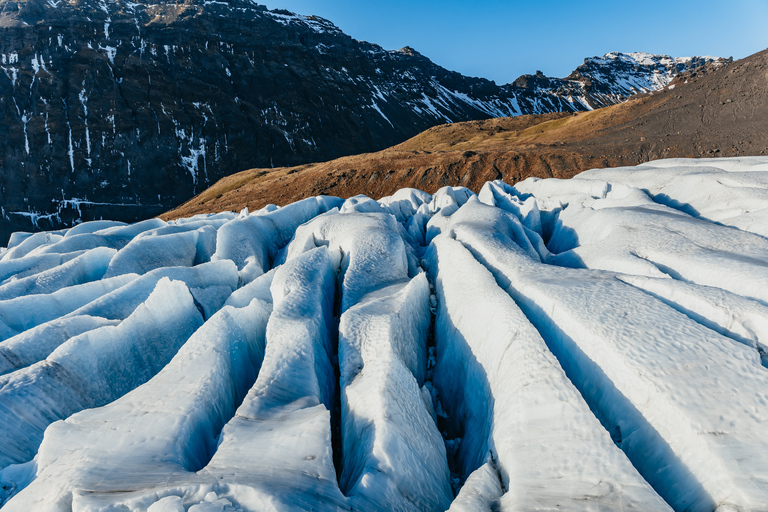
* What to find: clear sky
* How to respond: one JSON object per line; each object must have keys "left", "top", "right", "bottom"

{"left": 260, "top": 0, "right": 768, "bottom": 84}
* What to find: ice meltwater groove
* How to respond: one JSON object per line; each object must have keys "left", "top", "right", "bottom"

{"left": 282, "top": 209, "right": 452, "bottom": 511}
{"left": 176, "top": 247, "right": 347, "bottom": 510}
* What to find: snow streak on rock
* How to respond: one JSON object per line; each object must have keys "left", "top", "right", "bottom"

{"left": 2, "top": 157, "right": 768, "bottom": 511}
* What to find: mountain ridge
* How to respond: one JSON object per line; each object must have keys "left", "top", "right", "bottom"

{"left": 0, "top": 0, "right": 724, "bottom": 242}
{"left": 163, "top": 47, "right": 767, "bottom": 220}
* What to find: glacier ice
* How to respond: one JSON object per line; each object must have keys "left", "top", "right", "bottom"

{"left": 0, "top": 247, "right": 116, "bottom": 300}
{"left": 442, "top": 197, "right": 768, "bottom": 511}
{"left": 1, "top": 157, "right": 768, "bottom": 511}
{"left": 0, "top": 273, "right": 136, "bottom": 336}
{"left": 6, "top": 298, "right": 269, "bottom": 510}
{"left": 286, "top": 212, "right": 452, "bottom": 510}
{"left": 426, "top": 233, "right": 670, "bottom": 510}
{"left": 0, "top": 277, "right": 203, "bottom": 473}
{"left": 0, "top": 315, "right": 120, "bottom": 376}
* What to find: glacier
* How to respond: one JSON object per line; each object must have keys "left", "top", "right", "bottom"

{"left": 1, "top": 157, "right": 768, "bottom": 511}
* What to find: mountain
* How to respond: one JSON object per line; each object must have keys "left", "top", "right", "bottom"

{"left": 0, "top": 0, "right": 722, "bottom": 243}
{"left": 165, "top": 48, "right": 767, "bottom": 219}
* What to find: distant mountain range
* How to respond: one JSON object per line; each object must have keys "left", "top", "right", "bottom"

{"left": 0, "top": 0, "right": 726, "bottom": 241}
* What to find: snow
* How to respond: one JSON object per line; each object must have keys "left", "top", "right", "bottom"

{"left": 2, "top": 157, "right": 768, "bottom": 510}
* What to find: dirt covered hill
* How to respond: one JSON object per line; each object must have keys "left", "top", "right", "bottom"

{"left": 164, "top": 48, "right": 768, "bottom": 219}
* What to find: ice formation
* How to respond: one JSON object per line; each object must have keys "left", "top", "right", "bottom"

{"left": 1, "top": 157, "right": 768, "bottom": 512}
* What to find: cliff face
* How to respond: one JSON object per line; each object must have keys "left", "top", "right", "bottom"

{"left": 0, "top": 0, "right": 722, "bottom": 242}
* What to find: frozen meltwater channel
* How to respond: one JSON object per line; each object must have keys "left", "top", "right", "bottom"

{"left": 1, "top": 157, "right": 768, "bottom": 511}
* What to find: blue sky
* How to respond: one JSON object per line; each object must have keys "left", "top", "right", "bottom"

{"left": 261, "top": 0, "right": 768, "bottom": 84}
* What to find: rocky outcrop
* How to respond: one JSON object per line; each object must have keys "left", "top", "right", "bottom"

{"left": 0, "top": 0, "right": 723, "bottom": 242}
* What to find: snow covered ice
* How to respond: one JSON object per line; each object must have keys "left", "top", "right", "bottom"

{"left": 1, "top": 158, "right": 768, "bottom": 511}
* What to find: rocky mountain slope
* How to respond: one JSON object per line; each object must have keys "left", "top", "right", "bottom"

{"left": 0, "top": 0, "right": 722, "bottom": 242}
{"left": 166, "top": 48, "right": 767, "bottom": 219}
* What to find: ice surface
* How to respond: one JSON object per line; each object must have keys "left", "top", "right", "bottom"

{"left": 287, "top": 211, "right": 450, "bottom": 510}
{"left": 5, "top": 299, "right": 269, "bottom": 509}
{"left": 0, "top": 278, "right": 203, "bottom": 473}
{"left": 282, "top": 212, "right": 419, "bottom": 311}
{"left": 441, "top": 197, "right": 768, "bottom": 511}
{"left": 0, "top": 273, "right": 136, "bottom": 336}
{"left": 339, "top": 275, "right": 452, "bottom": 512}
{"left": 3, "top": 158, "right": 768, "bottom": 510}
{"left": 223, "top": 268, "right": 276, "bottom": 309}
{"left": 68, "top": 260, "right": 238, "bottom": 321}
{"left": 377, "top": 187, "right": 432, "bottom": 223}
{"left": 618, "top": 274, "right": 768, "bottom": 366}
{"left": 528, "top": 179, "right": 768, "bottom": 305}
{"left": 0, "top": 232, "right": 64, "bottom": 260}
{"left": 578, "top": 157, "right": 768, "bottom": 237}
{"left": 0, "top": 315, "right": 119, "bottom": 376}
{"left": 0, "top": 253, "right": 78, "bottom": 284}
{"left": 187, "top": 247, "right": 345, "bottom": 510}
{"left": 104, "top": 225, "right": 218, "bottom": 277}
{"left": 0, "top": 247, "right": 116, "bottom": 300}
{"left": 425, "top": 234, "right": 670, "bottom": 510}
{"left": 446, "top": 463, "right": 503, "bottom": 512}
{"left": 63, "top": 220, "right": 127, "bottom": 237}
{"left": 212, "top": 195, "right": 341, "bottom": 286}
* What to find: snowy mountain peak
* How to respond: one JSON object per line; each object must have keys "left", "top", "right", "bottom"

{"left": 564, "top": 51, "right": 730, "bottom": 101}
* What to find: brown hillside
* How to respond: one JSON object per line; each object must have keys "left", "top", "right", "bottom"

{"left": 164, "top": 48, "right": 768, "bottom": 219}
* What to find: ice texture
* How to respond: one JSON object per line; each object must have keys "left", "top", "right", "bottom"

{"left": 0, "top": 273, "right": 136, "bottom": 336}
{"left": 104, "top": 225, "right": 218, "bottom": 277}
{"left": 2, "top": 157, "right": 768, "bottom": 511}
{"left": 0, "top": 247, "right": 116, "bottom": 300}
{"left": 184, "top": 247, "right": 346, "bottom": 510}
{"left": 212, "top": 195, "right": 342, "bottom": 284}
{"left": 426, "top": 233, "right": 670, "bottom": 510}
{"left": 0, "top": 278, "right": 203, "bottom": 472}
{"left": 441, "top": 197, "right": 768, "bottom": 511}
{"left": 287, "top": 212, "right": 451, "bottom": 510}
{"left": 67, "top": 260, "right": 238, "bottom": 321}
{"left": 578, "top": 157, "right": 768, "bottom": 237}
{"left": 0, "top": 315, "right": 119, "bottom": 376}
{"left": 6, "top": 299, "right": 269, "bottom": 510}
